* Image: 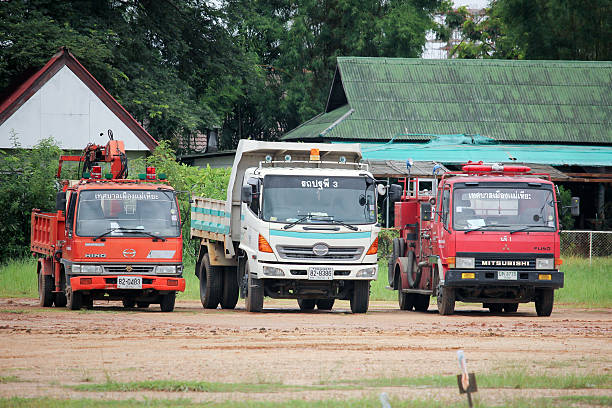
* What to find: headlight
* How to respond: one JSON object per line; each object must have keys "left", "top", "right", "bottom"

{"left": 156, "top": 265, "right": 177, "bottom": 274}
{"left": 262, "top": 266, "right": 284, "bottom": 277}
{"left": 80, "top": 264, "right": 102, "bottom": 274}
{"left": 536, "top": 258, "right": 554, "bottom": 270}
{"left": 456, "top": 257, "right": 475, "bottom": 269}
{"left": 356, "top": 267, "right": 376, "bottom": 278}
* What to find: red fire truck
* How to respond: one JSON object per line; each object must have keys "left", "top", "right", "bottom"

{"left": 388, "top": 162, "right": 578, "bottom": 316}
{"left": 30, "top": 134, "right": 185, "bottom": 311}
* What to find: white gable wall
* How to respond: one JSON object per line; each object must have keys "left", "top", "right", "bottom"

{"left": 0, "top": 66, "right": 149, "bottom": 151}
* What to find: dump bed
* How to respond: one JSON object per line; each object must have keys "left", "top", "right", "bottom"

{"left": 190, "top": 196, "right": 230, "bottom": 242}
{"left": 31, "top": 210, "right": 64, "bottom": 256}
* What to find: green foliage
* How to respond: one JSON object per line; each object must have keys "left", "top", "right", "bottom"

{"left": 557, "top": 185, "right": 575, "bottom": 230}
{"left": 131, "top": 142, "right": 231, "bottom": 261}
{"left": 378, "top": 228, "right": 399, "bottom": 259}
{"left": 0, "top": 136, "right": 62, "bottom": 259}
{"left": 443, "top": 0, "right": 612, "bottom": 60}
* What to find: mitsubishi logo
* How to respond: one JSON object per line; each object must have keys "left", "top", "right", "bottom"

{"left": 123, "top": 249, "right": 136, "bottom": 258}
{"left": 501, "top": 243, "right": 510, "bottom": 251}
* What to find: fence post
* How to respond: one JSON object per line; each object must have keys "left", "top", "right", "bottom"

{"left": 589, "top": 231, "right": 592, "bottom": 265}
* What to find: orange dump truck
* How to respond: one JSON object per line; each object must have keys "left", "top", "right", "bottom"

{"left": 31, "top": 136, "right": 185, "bottom": 311}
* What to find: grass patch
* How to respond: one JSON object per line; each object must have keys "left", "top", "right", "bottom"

{"left": 0, "top": 258, "right": 37, "bottom": 298}
{"left": 334, "top": 371, "right": 612, "bottom": 390}
{"left": 556, "top": 256, "right": 612, "bottom": 307}
{"left": 70, "top": 379, "right": 299, "bottom": 393}
{"left": 0, "top": 376, "right": 21, "bottom": 384}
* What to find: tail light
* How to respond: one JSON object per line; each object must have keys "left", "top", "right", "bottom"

{"left": 91, "top": 166, "right": 102, "bottom": 179}
{"left": 146, "top": 167, "right": 156, "bottom": 180}
{"left": 258, "top": 234, "right": 273, "bottom": 253}
{"left": 366, "top": 237, "right": 379, "bottom": 255}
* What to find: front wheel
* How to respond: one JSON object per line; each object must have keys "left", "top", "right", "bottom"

{"left": 245, "top": 267, "right": 264, "bottom": 312}
{"left": 350, "top": 281, "right": 370, "bottom": 314}
{"left": 503, "top": 303, "right": 519, "bottom": 313}
{"left": 160, "top": 292, "right": 176, "bottom": 312}
{"left": 66, "top": 289, "right": 82, "bottom": 310}
{"left": 136, "top": 302, "right": 150, "bottom": 309}
{"left": 535, "top": 289, "right": 554, "bottom": 317}
{"left": 437, "top": 286, "right": 455, "bottom": 315}
{"left": 122, "top": 298, "right": 136, "bottom": 308}
{"left": 413, "top": 294, "right": 430, "bottom": 312}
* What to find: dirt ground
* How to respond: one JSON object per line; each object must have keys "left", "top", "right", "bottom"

{"left": 0, "top": 297, "right": 610, "bottom": 405}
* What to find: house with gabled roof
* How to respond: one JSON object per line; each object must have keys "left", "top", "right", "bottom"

{"left": 282, "top": 57, "right": 612, "bottom": 228}
{"left": 0, "top": 47, "right": 157, "bottom": 153}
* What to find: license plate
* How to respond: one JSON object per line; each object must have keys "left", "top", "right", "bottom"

{"left": 498, "top": 271, "right": 518, "bottom": 280}
{"left": 117, "top": 276, "right": 142, "bottom": 289}
{"left": 308, "top": 267, "right": 333, "bottom": 280}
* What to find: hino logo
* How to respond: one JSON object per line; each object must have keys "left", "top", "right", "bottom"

{"left": 312, "top": 243, "right": 329, "bottom": 256}
{"left": 122, "top": 249, "right": 136, "bottom": 258}
{"left": 481, "top": 260, "right": 530, "bottom": 266}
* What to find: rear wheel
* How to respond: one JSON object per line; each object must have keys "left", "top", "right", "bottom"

{"left": 388, "top": 238, "right": 404, "bottom": 287}
{"left": 406, "top": 251, "right": 421, "bottom": 289}
{"left": 245, "top": 266, "right": 264, "bottom": 312}
{"left": 350, "top": 281, "right": 370, "bottom": 314}
{"left": 413, "top": 294, "right": 430, "bottom": 312}
{"left": 535, "top": 289, "right": 554, "bottom": 317}
{"left": 136, "top": 302, "right": 150, "bottom": 309}
{"left": 297, "top": 299, "right": 316, "bottom": 311}
{"left": 66, "top": 289, "right": 82, "bottom": 310}
{"left": 316, "top": 298, "right": 335, "bottom": 310}
{"left": 54, "top": 271, "right": 67, "bottom": 307}
{"left": 503, "top": 303, "right": 519, "bottom": 313}
{"left": 38, "top": 272, "right": 54, "bottom": 307}
{"left": 437, "top": 286, "right": 455, "bottom": 315}
{"left": 488, "top": 303, "right": 503, "bottom": 313}
{"left": 220, "top": 267, "right": 239, "bottom": 309}
{"left": 122, "top": 298, "right": 136, "bottom": 308}
{"left": 160, "top": 291, "right": 176, "bottom": 312}
{"left": 199, "top": 253, "right": 222, "bottom": 309}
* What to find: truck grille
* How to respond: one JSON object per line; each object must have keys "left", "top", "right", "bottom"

{"left": 103, "top": 265, "right": 155, "bottom": 274}
{"left": 458, "top": 253, "right": 551, "bottom": 270}
{"left": 277, "top": 245, "right": 363, "bottom": 261}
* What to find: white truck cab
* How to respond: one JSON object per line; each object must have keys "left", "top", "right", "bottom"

{"left": 191, "top": 140, "right": 382, "bottom": 313}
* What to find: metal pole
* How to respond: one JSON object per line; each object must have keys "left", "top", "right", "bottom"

{"left": 386, "top": 177, "right": 390, "bottom": 227}
{"left": 589, "top": 231, "right": 592, "bottom": 265}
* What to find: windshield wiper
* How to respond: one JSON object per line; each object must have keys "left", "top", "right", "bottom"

{"left": 283, "top": 215, "right": 311, "bottom": 230}
{"left": 326, "top": 218, "right": 358, "bottom": 231}
{"left": 464, "top": 224, "right": 511, "bottom": 234}
{"left": 510, "top": 225, "right": 552, "bottom": 234}
{"left": 93, "top": 227, "right": 166, "bottom": 241}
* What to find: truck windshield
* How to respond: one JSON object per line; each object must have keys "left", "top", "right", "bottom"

{"left": 76, "top": 190, "right": 180, "bottom": 238}
{"left": 262, "top": 175, "right": 376, "bottom": 225}
{"left": 453, "top": 187, "right": 557, "bottom": 231}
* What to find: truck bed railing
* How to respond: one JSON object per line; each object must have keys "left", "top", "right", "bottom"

{"left": 259, "top": 160, "right": 368, "bottom": 171}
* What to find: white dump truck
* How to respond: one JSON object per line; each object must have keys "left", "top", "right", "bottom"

{"left": 190, "top": 140, "right": 384, "bottom": 313}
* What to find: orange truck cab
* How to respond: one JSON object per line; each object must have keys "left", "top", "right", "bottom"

{"left": 31, "top": 137, "right": 185, "bottom": 311}
{"left": 388, "top": 162, "right": 578, "bottom": 317}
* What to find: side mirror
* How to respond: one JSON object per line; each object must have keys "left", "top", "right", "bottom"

{"left": 429, "top": 197, "right": 436, "bottom": 206}
{"left": 571, "top": 197, "right": 580, "bottom": 217}
{"left": 420, "top": 202, "right": 432, "bottom": 221}
{"left": 241, "top": 186, "right": 252, "bottom": 204}
{"left": 56, "top": 191, "right": 66, "bottom": 211}
{"left": 376, "top": 183, "right": 386, "bottom": 196}
{"left": 389, "top": 184, "right": 402, "bottom": 203}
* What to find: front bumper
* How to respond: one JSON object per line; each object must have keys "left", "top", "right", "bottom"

{"left": 444, "top": 269, "right": 563, "bottom": 289}
{"left": 70, "top": 275, "right": 186, "bottom": 292}
{"left": 254, "top": 261, "right": 378, "bottom": 280}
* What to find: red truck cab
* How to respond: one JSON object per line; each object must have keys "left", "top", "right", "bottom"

{"left": 389, "top": 163, "right": 571, "bottom": 316}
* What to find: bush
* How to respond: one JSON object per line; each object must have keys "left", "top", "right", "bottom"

{"left": 0, "top": 137, "right": 62, "bottom": 260}
{"left": 378, "top": 228, "right": 399, "bottom": 260}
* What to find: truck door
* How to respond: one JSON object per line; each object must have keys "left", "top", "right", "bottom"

{"left": 240, "top": 177, "right": 261, "bottom": 257}
{"left": 436, "top": 185, "right": 452, "bottom": 277}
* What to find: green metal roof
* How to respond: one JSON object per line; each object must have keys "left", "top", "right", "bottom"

{"left": 283, "top": 57, "right": 612, "bottom": 144}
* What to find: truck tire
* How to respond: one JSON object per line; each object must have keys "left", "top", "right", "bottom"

{"left": 298, "top": 299, "right": 316, "bottom": 311}
{"left": 406, "top": 251, "right": 421, "bottom": 289}
{"left": 245, "top": 267, "right": 264, "bottom": 312}
{"left": 66, "top": 288, "right": 82, "bottom": 310}
{"left": 503, "top": 303, "right": 519, "bottom": 313}
{"left": 38, "top": 272, "right": 54, "bottom": 307}
{"left": 488, "top": 304, "right": 503, "bottom": 313}
{"left": 220, "top": 267, "right": 239, "bottom": 309}
{"left": 160, "top": 291, "right": 176, "bottom": 312}
{"left": 137, "top": 302, "right": 150, "bottom": 308}
{"left": 54, "top": 271, "right": 67, "bottom": 307}
{"left": 437, "top": 286, "right": 455, "bottom": 315}
{"left": 199, "top": 253, "right": 222, "bottom": 309}
{"left": 535, "top": 288, "right": 554, "bottom": 317}
{"left": 397, "top": 274, "right": 414, "bottom": 311}
{"left": 316, "top": 298, "right": 335, "bottom": 310}
{"left": 413, "top": 294, "right": 430, "bottom": 312}
{"left": 122, "top": 298, "right": 136, "bottom": 308}
{"left": 388, "top": 238, "right": 404, "bottom": 287}
{"left": 350, "top": 281, "right": 370, "bottom": 314}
